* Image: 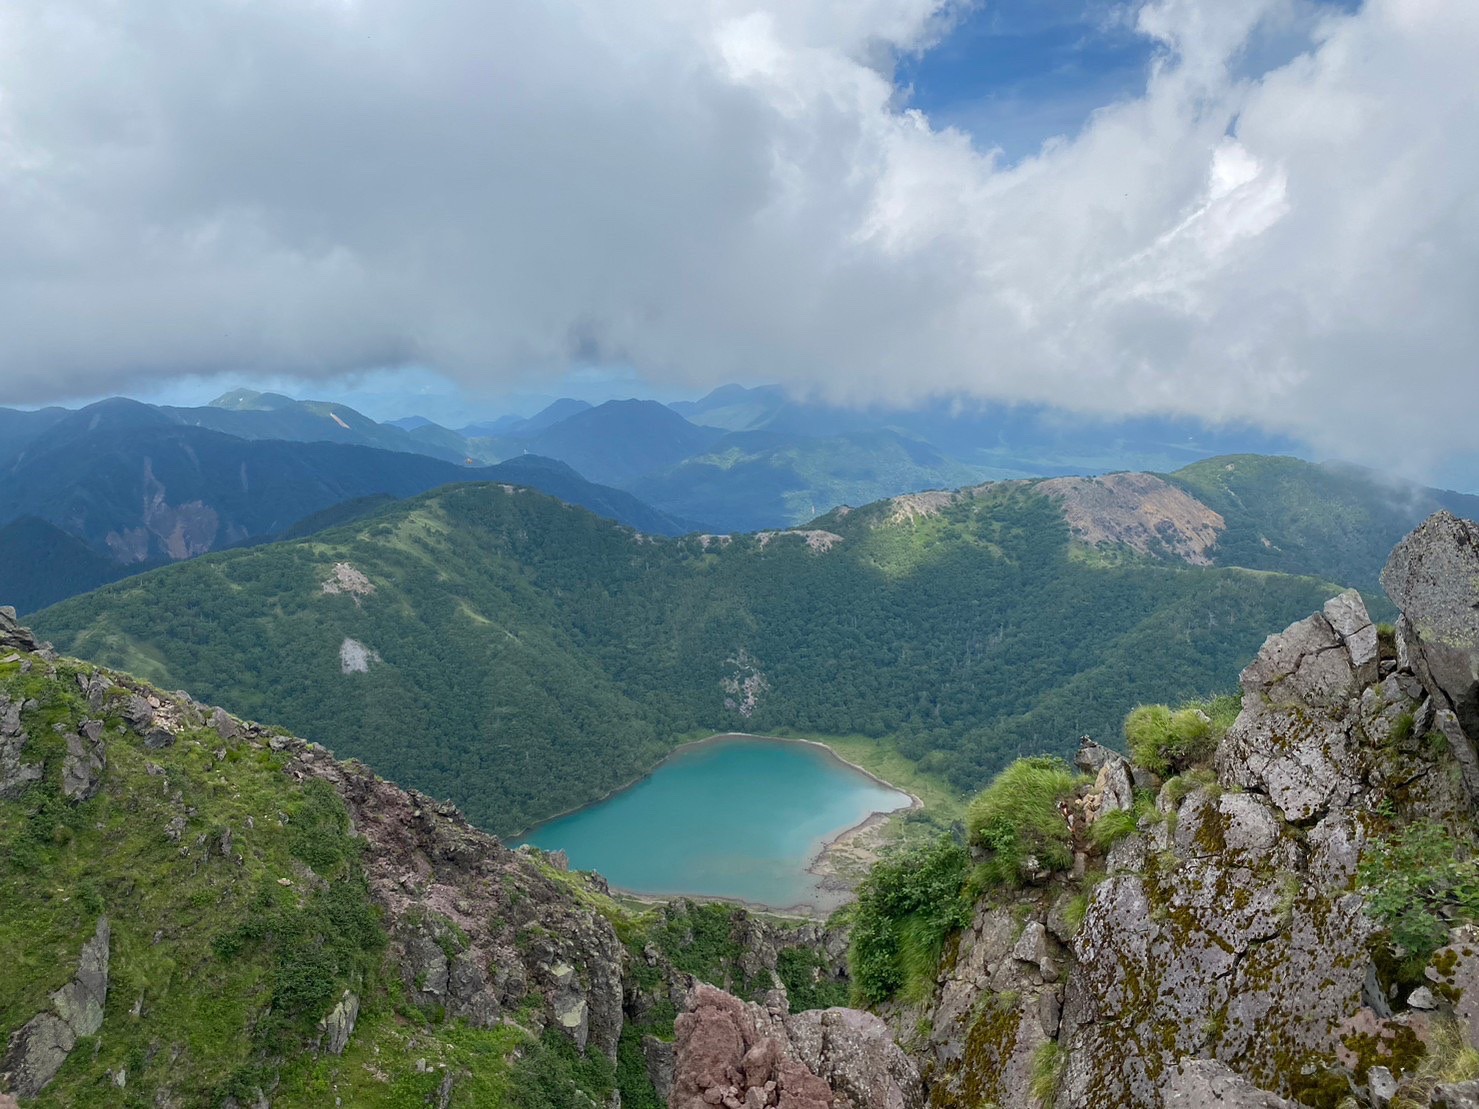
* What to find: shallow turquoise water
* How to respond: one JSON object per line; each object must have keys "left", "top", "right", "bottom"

{"left": 521, "top": 735, "right": 911, "bottom": 910}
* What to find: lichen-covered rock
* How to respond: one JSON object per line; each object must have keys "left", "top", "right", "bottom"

{"left": 1382, "top": 511, "right": 1479, "bottom": 757}
{"left": 1, "top": 916, "right": 110, "bottom": 1098}
{"left": 0, "top": 693, "right": 42, "bottom": 800}
{"left": 904, "top": 895, "right": 1064, "bottom": 1109}
{"left": 62, "top": 720, "right": 106, "bottom": 801}
{"left": 1040, "top": 571, "right": 1479, "bottom": 1107}
{"left": 786, "top": 1007, "right": 924, "bottom": 1109}
{"left": 1161, "top": 1059, "right": 1292, "bottom": 1107}
{"left": 1432, "top": 1079, "right": 1479, "bottom": 1108}
{"left": 319, "top": 991, "right": 359, "bottom": 1055}
{"left": 1325, "top": 589, "right": 1380, "bottom": 688}
{"left": 1219, "top": 613, "right": 1363, "bottom": 823}
{"left": 1426, "top": 925, "right": 1479, "bottom": 1046}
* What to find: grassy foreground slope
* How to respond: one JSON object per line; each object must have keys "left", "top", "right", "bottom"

{"left": 35, "top": 473, "right": 1340, "bottom": 836}
{"left": 1, "top": 625, "right": 842, "bottom": 1107}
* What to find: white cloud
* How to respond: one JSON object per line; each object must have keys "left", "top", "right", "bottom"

{"left": 0, "top": 0, "right": 1475, "bottom": 474}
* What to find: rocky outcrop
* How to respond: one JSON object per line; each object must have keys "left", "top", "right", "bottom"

{"left": 896, "top": 518, "right": 1479, "bottom": 1109}
{"left": 0, "top": 692, "right": 43, "bottom": 801}
{"left": 0, "top": 607, "right": 47, "bottom": 656}
{"left": 292, "top": 748, "right": 628, "bottom": 1060}
{"left": 1161, "top": 1060, "right": 1292, "bottom": 1107}
{"left": 62, "top": 720, "right": 107, "bottom": 801}
{"left": 1, "top": 917, "right": 110, "bottom": 1098}
{"left": 1383, "top": 511, "right": 1479, "bottom": 793}
{"left": 1055, "top": 585, "right": 1465, "bottom": 1107}
{"left": 671, "top": 983, "right": 922, "bottom": 1109}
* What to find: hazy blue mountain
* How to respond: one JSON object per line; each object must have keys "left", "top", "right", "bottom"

{"left": 628, "top": 428, "right": 981, "bottom": 532}
{"left": 161, "top": 390, "right": 466, "bottom": 461}
{"left": 517, "top": 399, "right": 726, "bottom": 485}
{"left": 669, "top": 384, "right": 1311, "bottom": 477}
{"left": 0, "top": 402, "right": 699, "bottom": 608}
{"left": 0, "top": 405, "right": 71, "bottom": 460}
{"left": 0, "top": 516, "right": 142, "bottom": 613}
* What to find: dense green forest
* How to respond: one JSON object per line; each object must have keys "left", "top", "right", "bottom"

{"left": 1170, "top": 455, "right": 1479, "bottom": 595}
{"left": 34, "top": 476, "right": 1343, "bottom": 836}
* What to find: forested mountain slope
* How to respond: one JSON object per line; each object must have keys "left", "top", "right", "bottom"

{"left": 35, "top": 475, "right": 1341, "bottom": 835}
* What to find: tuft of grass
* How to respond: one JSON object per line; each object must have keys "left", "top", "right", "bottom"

{"left": 847, "top": 836, "right": 970, "bottom": 1006}
{"left": 1124, "top": 706, "right": 1218, "bottom": 774}
{"left": 1029, "top": 1041, "right": 1066, "bottom": 1105}
{"left": 1390, "top": 1018, "right": 1479, "bottom": 1108}
{"left": 1160, "top": 767, "right": 1221, "bottom": 810}
{"left": 967, "top": 757, "right": 1087, "bottom": 887}
{"left": 1088, "top": 805, "right": 1142, "bottom": 851}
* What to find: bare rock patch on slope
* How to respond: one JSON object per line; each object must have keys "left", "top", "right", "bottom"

{"left": 1038, "top": 472, "right": 1226, "bottom": 565}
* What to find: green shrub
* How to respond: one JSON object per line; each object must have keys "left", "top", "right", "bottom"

{"left": 776, "top": 947, "right": 848, "bottom": 1012}
{"left": 967, "top": 757, "right": 1085, "bottom": 887}
{"left": 1124, "top": 699, "right": 1230, "bottom": 775}
{"left": 1360, "top": 823, "right": 1479, "bottom": 980}
{"left": 848, "top": 836, "right": 971, "bottom": 1005}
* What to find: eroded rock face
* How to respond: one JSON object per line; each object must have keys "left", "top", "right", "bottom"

{"left": 1, "top": 916, "right": 110, "bottom": 1098}
{"left": 297, "top": 753, "right": 628, "bottom": 1060}
{"left": 62, "top": 721, "right": 107, "bottom": 801}
{"left": 1383, "top": 511, "right": 1479, "bottom": 788}
{"left": 0, "top": 607, "right": 45, "bottom": 655}
{"left": 1053, "top": 585, "right": 1467, "bottom": 1108}
{"left": 670, "top": 984, "right": 922, "bottom": 1109}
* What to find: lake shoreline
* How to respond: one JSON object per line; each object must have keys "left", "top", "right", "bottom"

{"left": 519, "top": 731, "right": 921, "bottom": 916}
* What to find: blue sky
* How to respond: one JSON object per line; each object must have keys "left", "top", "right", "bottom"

{"left": 898, "top": 0, "right": 1155, "bottom": 161}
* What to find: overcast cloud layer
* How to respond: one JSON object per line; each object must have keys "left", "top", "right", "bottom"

{"left": 0, "top": 0, "right": 1475, "bottom": 468}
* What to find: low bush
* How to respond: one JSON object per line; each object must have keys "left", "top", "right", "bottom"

{"left": 848, "top": 836, "right": 970, "bottom": 1005}
{"left": 966, "top": 757, "right": 1085, "bottom": 887}
{"left": 1359, "top": 822, "right": 1479, "bottom": 981}
{"left": 1124, "top": 696, "right": 1236, "bottom": 776}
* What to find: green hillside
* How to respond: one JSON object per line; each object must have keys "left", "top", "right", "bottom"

{"left": 0, "top": 627, "right": 817, "bottom": 1107}
{"left": 1171, "top": 455, "right": 1479, "bottom": 594}
{"left": 35, "top": 474, "right": 1341, "bottom": 836}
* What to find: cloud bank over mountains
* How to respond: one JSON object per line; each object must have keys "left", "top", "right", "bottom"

{"left": 0, "top": 0, "right": 1475, "bottom": 469}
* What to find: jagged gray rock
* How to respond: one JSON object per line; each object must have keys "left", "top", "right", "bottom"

{"left": 1325, "top": 589, "right": 1380, "bottom": 687}
{"left": 0, "top": 693, "right": 42, "bottom": 800}
{"left": 786, "top": 1006, "right": 923, "bottom": 1109}
{"left": 1052, "top": 585, "right": 1453, "bottom": 1107}
{"left": 1433, "top": 1080, "right": 1479, "bottom": 1108}
{"left": 62, "top": 721, "right": 106, "bottom": 801}
{"left": 319, "top": 991, "right": 359, "bottom": 1055}
{"left": 1426, "top": 925, "right": 1479, "bottom": 1047}
{"left": 1383, "top": 511, "right": 1479, "bottom": 753}
{"left": 1, "top": 917, "right": 110, "bottom": 1098}
{"left": 0, "top": 607, "right": 43, "bottom": 655}
{"left": 1161, "top": 1059, "right": 1293, "bottom": 1107}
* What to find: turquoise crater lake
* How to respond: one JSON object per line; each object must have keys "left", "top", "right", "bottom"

{"left": 520, "top": 735, "right": 913, "bottom": 911}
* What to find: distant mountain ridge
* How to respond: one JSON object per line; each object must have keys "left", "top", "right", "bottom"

{"left": 0, "top": 401, "right": 703, "bottom": 611}
{"left": 37, "top": 453, "right": 1444, "bottom": 836}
